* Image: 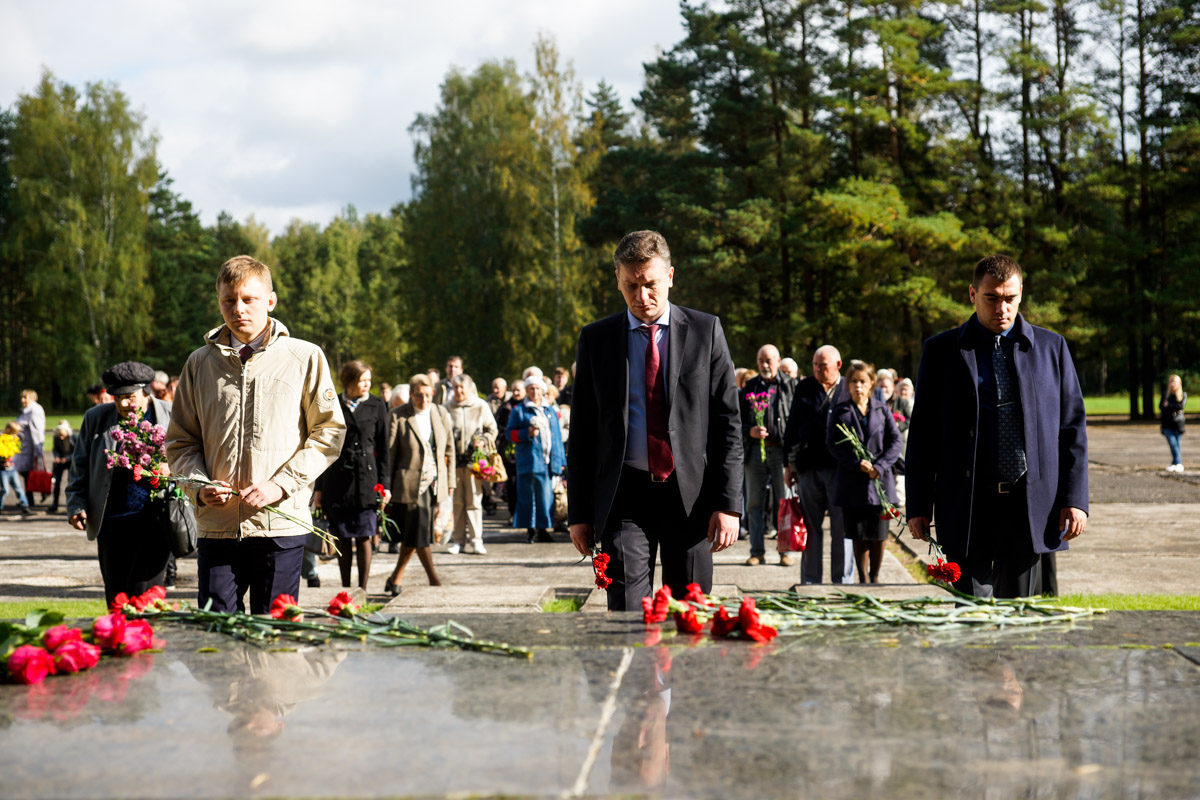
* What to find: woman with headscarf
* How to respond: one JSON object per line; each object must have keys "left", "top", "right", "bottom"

{"left": 313, "top": 360, "right": 391, "bottom": 591}
{"left": 505, "top": 376, "right": 565, "bottom": 543}
{"left": 444, "top": 374, "right": 498, "bottom": 555}
{"left": 383, "top": 374, "right": 454, "bottom": 595}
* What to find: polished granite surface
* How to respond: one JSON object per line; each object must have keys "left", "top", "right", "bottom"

{"left": 2, "top": 611, "right": 1199, "bottom": 799}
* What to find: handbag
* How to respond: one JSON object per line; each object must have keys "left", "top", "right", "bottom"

{"left": 486, "top": 452, "right": 507, "bottom": 483}
{"left": 306, "top": 513, "right": 333, "bottom": 557}
{"left": 552, "top": 476, "right": 568, "bottom": 524}
{"left": 26, "top": 457, "right": 53, "bottom": 495}
{"left": 776, "top": 496, "right": 808, "bottom": 553}
{"left": 158, "top": 493, "right": 198, "bottom": 558}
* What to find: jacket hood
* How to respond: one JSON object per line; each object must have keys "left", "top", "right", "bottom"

{"left": 203, "top": 318, "right": 291, "bottom": 351}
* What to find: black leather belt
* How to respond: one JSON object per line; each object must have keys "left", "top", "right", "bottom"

{"left": 624, "top": 466, "right": 673, "bottom": 484}
{"left": 995, "top": 477, "right": 1026, "bottom": 494}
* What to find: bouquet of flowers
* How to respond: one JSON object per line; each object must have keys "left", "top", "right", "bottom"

{"left": 104, "top": 412, "right": 172, "bottom": 497}
{"left": 744, "top": 387, "right": 776, "bottom": 461}
{"left": 468, "top": 443, "right": 496, "bottom": 480}
{"left": 0, "top": 433, "right": 19, "bottom": 461}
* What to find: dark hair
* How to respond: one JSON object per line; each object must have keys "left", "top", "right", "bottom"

{"left": 86, "top": 383, "right": 106, "bottom": 397}
{"left": 613, "top": 230, "right": 671, "bottom": 269}
{"left": 446, "top": 355, "right": 462, "bottom": 366}
{"left": 972, "top": 254, "right": 1023, "bottom": 288}
{"left": 338, "top": 359, "right": 371, "bottom": 388}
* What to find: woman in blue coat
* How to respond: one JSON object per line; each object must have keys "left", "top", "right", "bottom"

{"left": 505, "top": 377, "right": 565, "bottom": 543}
{"left": 826, "top": 362, "right": 902, "bottom": 583}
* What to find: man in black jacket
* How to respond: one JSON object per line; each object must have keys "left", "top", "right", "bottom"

{"left": 568, "top": 230, "right": 743, "bottom": 609}
{"left": 783, "top": 345, "right": 855, "bottom": 583}
{"left": 739, "top": 344, "right": 796, "bottom": 566}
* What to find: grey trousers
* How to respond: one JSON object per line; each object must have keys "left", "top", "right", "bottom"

{"left": 797, "top": 467, "right": 854, "bottom": 584}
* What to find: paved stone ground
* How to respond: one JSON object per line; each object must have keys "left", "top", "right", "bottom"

{"left": 1, "top": 422, "right": 1196, "bottom": 610}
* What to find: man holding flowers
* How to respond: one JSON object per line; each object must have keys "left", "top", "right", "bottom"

{"left": 905, "top": 255, "right": 1088, "bottom": 598}
{"left": 738, "top": 344, "right": 796, "bottom": 566}
{"left": 67, "top": 361, "right": 175, "bottom": 606}
{"left": 166, "top": 255, "right": 345, "bottom": 614}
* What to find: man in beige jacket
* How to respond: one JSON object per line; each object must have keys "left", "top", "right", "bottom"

{"left": 166, "top": 256, "right": 345, "bottom": 613}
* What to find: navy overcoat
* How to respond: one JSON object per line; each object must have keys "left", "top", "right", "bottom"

{"left": 826, "top": 396, "right": 902, "bottom": 508}
{"left": 905, "top": 314, "right": 1088, "bottom": 554}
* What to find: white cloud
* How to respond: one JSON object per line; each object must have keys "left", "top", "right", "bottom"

{"left": 1, "top": 0, "right": 683, "bottom": 234}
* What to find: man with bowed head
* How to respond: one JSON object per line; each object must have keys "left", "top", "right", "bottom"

{"left": 166, "top": 255, "right": 346, "bottom": 614}
{"left": 568, "top": 230, "right": 743, "bottom": 609}
{"left": 905, "top": 254, "right": 1088, "bottom": 598}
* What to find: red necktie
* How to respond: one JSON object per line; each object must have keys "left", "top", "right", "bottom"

{"left": 642, "top": 324, "right": 674, "bottom": 481}
{"left": 239, "top": 344, "right": 253, "bottom": 363}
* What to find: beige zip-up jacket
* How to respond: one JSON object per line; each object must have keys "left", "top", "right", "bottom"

{"left": 165, "top": 319, "right": 346, "bottom": 539}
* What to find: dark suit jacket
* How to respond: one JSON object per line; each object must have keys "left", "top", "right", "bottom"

{"left": 567, "top": 304, "right": 743, "bottom": 533}
{"left": 826, "top": 397, "right": 902, "bottom": 507}
{"left": 783, "top": 376, "right": 848, "bottom": 472}
{"left": 905, "top": 313, "right": 1089, "bottom": 555}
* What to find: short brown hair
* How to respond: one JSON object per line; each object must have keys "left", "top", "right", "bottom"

{"left": 339, "top": 359, "right": 371, "bottom": 389}
{"left": 613, "top": 230, "right": 671, "bottom": 269}
{"left": 409, "top": 373, "right": 433, "bottom": 392}
{"left": 846, "top": 360, "right": 877, "bottom": 386}
{"left": 972, "top": 254, "right": 1022, "bottom": 288}
{"left": 217, "top": 255, "right": 274, "bottom": 293}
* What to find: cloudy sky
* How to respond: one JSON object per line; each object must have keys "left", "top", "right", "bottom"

{"left": 1, "top": 1, "right": 684, "bottom": 234}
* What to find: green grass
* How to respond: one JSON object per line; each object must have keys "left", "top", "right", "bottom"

{"left": 0, "top": 599, "right": 109, "bottom": 620}
{"left": 1084, "top": 395, "right": 1199, "bottom": 416}
{"left": 542, "top": 597, "right": 584, "bottom": 613}
{"left": 1049, "top": 593, "right": 1200, "bottom": 611}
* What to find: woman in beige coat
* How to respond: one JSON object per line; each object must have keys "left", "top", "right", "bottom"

{"left": 383, "top": 374, "right": 455, "bottom": 595}
{"left": 444, "top": 374, "right": 498, "bottom": 555}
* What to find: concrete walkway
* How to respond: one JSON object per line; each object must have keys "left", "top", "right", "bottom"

{"left": 1, "top": 422, "right": 1195, "bottom": 611}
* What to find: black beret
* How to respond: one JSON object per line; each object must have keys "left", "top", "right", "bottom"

{"left": 102, "top": 361, "right": 156, "bottom": 395}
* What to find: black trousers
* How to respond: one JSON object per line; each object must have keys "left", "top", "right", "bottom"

{"left": 97, "top": 509, "right": 170, "bottom": 608}
{"left": 946, "top": 480, "right": 1042, "bottom": 599}
{"left": 197, "top": 534, "right": 307, "bottom": 614}
{"left": 601, "top": 467, "right": 713, "bottom": 611}
{"left": 50, "top": 462, "right": 69, "bottom": 510}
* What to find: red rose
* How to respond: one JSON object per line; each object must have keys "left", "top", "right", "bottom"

{"left": 120, "top": 619, "right": 158, "bottom": 655}
{"left": 43, "top": 625, "right": 83, "bottom": 652}
{"left": 93, "top": 612, "right": 128, "bottom": 651}
{"left": 327, "top": 591, "right": 359, "bottom": 618}
{"left": 270, "top": 594, "right": 303, "bottom": 620}
{"left": 8, "top": 645, "right": 56, "bottom": 685}
{"left": 710, "top": 606, "right": 738, "bottom": 637}
{"left": 674, "top": 607, "right": 704, "bottom": 633}
{"left": 53, "top": 640, "right": 101, "bottom": 672}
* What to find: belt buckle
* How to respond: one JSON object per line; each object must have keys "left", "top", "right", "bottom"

{"left": 997, "top": 481, "right": 1012, "bottom": 494}
{"left": 650, "top": 473, "right": 668, "bottom": 484}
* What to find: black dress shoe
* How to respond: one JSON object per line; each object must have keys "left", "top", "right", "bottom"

{"left": 307, "top": 576, "right": 321, "bottom": 588}
{"left": 384, "top": 580, "right": 401, "bottom": 597}
{"left": 536, "top": 529, "right": 554, "bottom": 543}
{"left": 526, "top": 528, "right": 536, "bottom": 544}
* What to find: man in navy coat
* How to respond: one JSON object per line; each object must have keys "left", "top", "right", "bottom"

{"left": 905, "top": 255, "right": 1088, "bottom": 597}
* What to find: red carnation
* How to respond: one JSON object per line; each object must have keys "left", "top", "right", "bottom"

{"left": 710, "top": 606, "right": 738, "bottom": 637}
{"left": 327, "top": 591, "right": 360, "bottom": 618}
{"left": 737, "top": 597, "right": 778, "bottom": 643}
{"left": 110, "top": 593, "right": 131, "bottom": 613}
{"left": 132, "top": 464, "right": 143, "bottom": 482}
{"left": 373, "top": 483, "right": 385, "bottom": 494}
{"left": 53, "top": 640, "right": 101, "bottom": 673}
{"left": 641, "top": 585, "right": 673, "bottom": 624}
{"left": 683, "top": 583, "right": 714, "bottom": 608}
{"left": 7, "top": 645, "right": 56, "bottom": 685}
{"left": 927, "top": 558, "right": 962, "bottom": 583}
{"left": 880, "top": 507, "right": 902, "bottom": 521}
{"left": 43, "top": 625, "right": 83, "bottom": 652}
{"left": 269, "top": 594, "right": 303, "bottom": 620}
{"left": 674, "top": 607, "right": 704, "bottom": 633}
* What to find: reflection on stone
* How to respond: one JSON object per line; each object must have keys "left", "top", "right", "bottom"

{"left": 609, "top": 646, "right": 672, "bottom": 791}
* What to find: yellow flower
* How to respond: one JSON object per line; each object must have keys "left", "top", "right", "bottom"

{"left": 0, "top": 434, "right": 20, "bottom": 460}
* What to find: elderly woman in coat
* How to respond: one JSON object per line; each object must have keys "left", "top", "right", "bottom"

{"left": 13, "top": 389, "right": 46, "bottom": 504}
{"left": 444, "top": 374, "right": 498, "bottom": 555}
{"left": 826, "top": 361, "right": 902, "bottom": 584}
{"left": 505, "top": 376, "right": 565, "bottom": 543}
{"left": 383, "top": 373, "right": 455, "bottom": 595}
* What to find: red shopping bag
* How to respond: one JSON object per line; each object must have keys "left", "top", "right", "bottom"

{"left": 26, "top": 469, "right": 53, "bottom": 495}
{"left": 777, "top": 496, "right": 808, "bottom": 553}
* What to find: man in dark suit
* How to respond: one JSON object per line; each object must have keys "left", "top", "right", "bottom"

{"left": 568, "top": 230, "right": 743, "bottom": 609}
{"left": 906, "top": 254, "right": 1088, "bottom": 598}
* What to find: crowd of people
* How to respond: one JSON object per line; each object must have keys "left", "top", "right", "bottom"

{"left": 0, "top": 235, "right": 1189, "bottom": 608}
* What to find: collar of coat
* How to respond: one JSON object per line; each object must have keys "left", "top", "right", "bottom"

{"left": 203, "top": 318, "right": 289, "bottom": 354}
{"left": 956, "top": 312, "right": 1034, "bottom": 351}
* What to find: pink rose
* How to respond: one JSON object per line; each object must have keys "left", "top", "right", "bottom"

{"left": 54, "top": 640, "right": 101, "bottom": 672}
{"left": 120, "top": 619, "right": 158, "bottom": 655}
{"left": 93, "top": 612, "right": 128, "bottom": 650}
{"left": 8, "top": 645, "right": 56, "bottom": 685}
{"left": 43, "top": 625, "right": 83, "bottom": 652}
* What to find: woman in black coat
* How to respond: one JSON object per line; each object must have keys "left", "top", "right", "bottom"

{"left": 826, "top": 362, "right": 902, "bottom": 583}
{"left": 314, "top": 360, "right": 391, "bottom": 590}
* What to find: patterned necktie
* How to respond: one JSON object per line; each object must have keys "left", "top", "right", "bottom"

{"left": 238, "top": 344, "right": 254, "bottom": 364}
{"left": 641, "top": 324, "right": 674, "bottom": 481}
{"left": 992, "top": 334, "right": 1027, "bottom": 482}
